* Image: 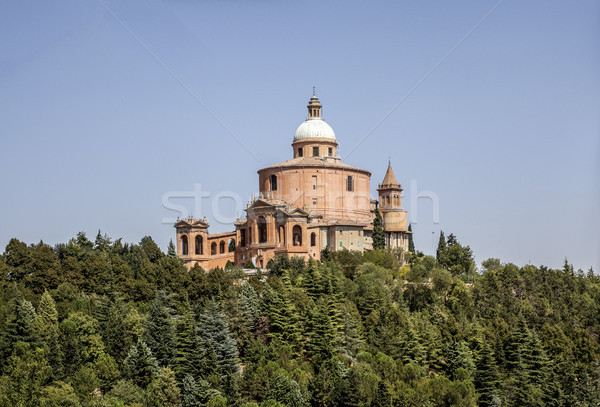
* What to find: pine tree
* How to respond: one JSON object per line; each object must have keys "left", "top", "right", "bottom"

{"left": 525, "top": 331, "right": 552, "bottom": 405}
{"left": 436, "top": 231, "right": 446, "bottom": 261}
{"left": 372, "top": 208, "right": 385, "bottom": 250}
{"left": 196, "top": 377, "right": 222, "bottom": 405}
{"left": 239, "top": 281, "right": 260, "bottom": 332}
{"left": 446, "top": 340, "right": 475, "bottom": 379}
{"left": 265, "top": 369, "right": 305, "bottom": 407}
{"left": 146, "top": 366, "right": 181, "bottom": 407}
{"left": 306, "top": 298, "right": 337, "bottom": 364}
{"left": 95, "top": 294, "right": 133, "bottom": 365}
{"left": 143, "top": 291, "right": 175, "bottom": 366}
{"left": 505, "top": 315, "right": 534, "bottom": 405}
{"left": 398, "top": 324, "right": 425, "bottom": 365}
{"left": 474, "top": 341, "right": 500, "bottom": 407}
{"left": 1, "top": 297, "right": 39, "bottom": 364}
{"left": 310, "top": 359, "right": 344, "bottom": 407}
{"left": 339, "top": 301, "right": 364, "bottom": 362}
{"left": 223, "top": 373, "right": 242, "bottom": 406}
{"left": 181, "top": 374, "right": 200, "bottom": 407}
{"left": 372, "top": 380, "right": 392, "bottom": 407}
{"left": 198, "top": 300, "right": 239, "bottom": 377}
{"left": 167, "top": 240, "right": 177, "bottom": 258}
{"left": 123, "top": 339, "right": 159, "bottom": 388}
{"left": 173, "top": 310, "right": 198, "bottom": 381}
{"left": 0, "top": 343, "right": 52, "bottom": 406}
{"left": 174, "top": 309, "right": 218, "bottom": 382}
{"left": 261, "top": 285, "right": 301, "bottom": 348}
{"left": 407, "top": 223, "right": 415, "bottom": 253}
{"left": 94, "top": 230, "right": 112, "bottom": 252}
{"left": 303, "top": 259, "right": 323, "bottom": 301}
{"left": 35, "top": 290, "right": 63, "bottom": 377}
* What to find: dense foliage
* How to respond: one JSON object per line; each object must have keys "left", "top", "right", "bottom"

{"left": 0, "top": 231, "right": 598, "bottom": 406}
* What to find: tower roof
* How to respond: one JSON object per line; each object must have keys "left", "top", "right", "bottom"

{"left": 382, "top": 162, "right": 399, "bottom": 186}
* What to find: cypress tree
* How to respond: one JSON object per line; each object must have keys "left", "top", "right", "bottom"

{"left": 372, "top": 208, "right": 385, "bottom": 250}
{"left": 143, "top": 291, "right": 175, "bottom": 366}
{"left": 436, "top": 231, "right": 446, "bottom": 261}
{"left": 198, "top": 300, "right": 239, "bottom": 377}
{"left": 408, "top": 223, "right": 415, "bottom": 253}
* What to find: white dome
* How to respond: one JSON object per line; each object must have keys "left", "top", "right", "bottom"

{"left": 293, "top": 118, "right": 336, "bottom": 142}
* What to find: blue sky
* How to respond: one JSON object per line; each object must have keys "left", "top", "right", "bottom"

{"left": 1, "top": 0, "right": 598, "bottom": 272}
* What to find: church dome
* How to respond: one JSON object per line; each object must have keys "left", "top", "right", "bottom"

{"left": 293, "top": 90, "right": 336, "bottom": 142}
{"left": 293, "top": 118, "right": 336, "bottom": 141}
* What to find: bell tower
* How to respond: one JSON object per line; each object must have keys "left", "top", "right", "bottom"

{"left": 377, "top": 162, "right": 410, "bottom": 251}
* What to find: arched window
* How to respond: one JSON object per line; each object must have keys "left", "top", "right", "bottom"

{"left": 211, "top": 242, "right": 217, "bottom": 256}
{"left": 346, "top": 176, "right": 354, "bottom": 192}
{"left": 195, "top": 235, "right": 203, "bottom": 255}
{"left": 228, "top": 238, "right": 236, "bottom": 252}
{"left": 181, "top": 235, "right": 188, "bottom": 255}
{"left": 292, "top": 225, "right": 302, "bottom": 246}
{"left": 310, "top": 232, "right": 316, "bottom": 247}
{"left": 270, "top": 175, "right": 277, "bottom": 191}
{"left": 240, "top": 229, "right": 246, "bottom": 247}
{"left": 258, "top": 216, "right": 267, "bottom": 243}
{"left": 219, "top": 241, "right": 225, "bottom": 254}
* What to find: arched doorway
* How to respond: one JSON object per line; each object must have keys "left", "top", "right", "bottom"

{"left": 211, "top": 242, "right": 217, "bottom": 255}
{"left": 310, "top": 232, "right": 316, "bottom": 247}
{"left": 219, "top": 241, "right": 225, "bottom": 254}
{"left": 228, "top": 238, "right": 236, "bottom": 252}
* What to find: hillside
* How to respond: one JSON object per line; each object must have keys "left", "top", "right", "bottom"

{"left": 0, "top": 231, "right": 598, "bottom": 406}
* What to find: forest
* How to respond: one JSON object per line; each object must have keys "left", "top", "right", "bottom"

{"left": 0, "top": 230, "right": 598, "bottom": 406}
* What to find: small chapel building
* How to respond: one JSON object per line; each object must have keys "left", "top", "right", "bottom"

{"left": 175, "top": 92, "right": 410, "bottom": 269}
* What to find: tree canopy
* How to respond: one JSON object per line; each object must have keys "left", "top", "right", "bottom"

{"left": 0, "top": 231, "right": 598, "bottom": 406}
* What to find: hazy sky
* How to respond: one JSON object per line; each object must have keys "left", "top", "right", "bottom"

{"left": 1, "top": 0, "right": 598, "bottom": 272}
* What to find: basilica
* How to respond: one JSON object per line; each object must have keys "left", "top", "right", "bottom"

{"left": 175, "top": 92, "right": 410, "bottom": 270}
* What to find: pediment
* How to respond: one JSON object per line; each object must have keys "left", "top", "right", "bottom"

{"left": 174, "top": 218, "right": 210, "bottom": 228}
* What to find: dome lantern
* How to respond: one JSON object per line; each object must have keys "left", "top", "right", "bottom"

{"left": 293, "top": 91, "right": 337, "bottom": 143}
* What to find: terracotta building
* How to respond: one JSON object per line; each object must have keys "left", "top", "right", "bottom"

{"left": 175, "top": 92, "right": 410, "bottom": 269}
